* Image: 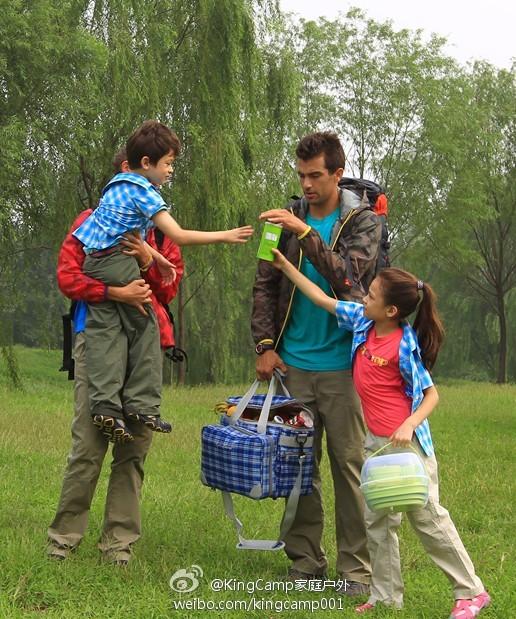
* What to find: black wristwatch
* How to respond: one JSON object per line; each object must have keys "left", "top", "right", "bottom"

{"left": 255, "top": 342, "right": 275, "bottom": 355}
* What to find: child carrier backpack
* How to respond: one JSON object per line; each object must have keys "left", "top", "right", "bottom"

{"left": 339, "top": 177, "right": 390, "bottom": 272}
{"left": 59, "top": 301, "right": 76, "bottom": 380}
{"left": 289, "top": 177, "right": 390, "bottom": 276}
{"left": 200, "top": 371, "right": 314, "bottom": 551}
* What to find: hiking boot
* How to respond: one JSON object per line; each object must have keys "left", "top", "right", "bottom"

{"left": 286, "top": 567, "right": 327, "bottom": 583}
{"left": 126, "top": 412, "right": 172, "bottom": 433}
{"left": 92, "top": 415, "right": 134, "bottom": 443}
{"left": 336, "top": 579, "right": 371, "bottom": 597}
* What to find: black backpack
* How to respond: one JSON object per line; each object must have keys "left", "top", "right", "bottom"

{"left": 59, "top": 301, "right": 76, "bottom": 380}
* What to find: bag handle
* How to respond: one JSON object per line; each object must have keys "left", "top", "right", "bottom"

{"left": 227, "top": 370, "right": 290, "bottom": 435}
{"left": 274, "top": 369, "right": 291, "bottom": 397}
{"left": 369, "top": 441, "right": 423, "bottom": 460}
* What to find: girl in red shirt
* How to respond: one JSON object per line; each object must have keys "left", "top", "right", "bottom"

{"left": 272, "top": 250, "right": 490, "bottom": 619}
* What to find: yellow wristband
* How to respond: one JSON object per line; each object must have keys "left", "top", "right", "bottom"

{"left": 297, "top": 226, "right": 311, "bottom": 240}
{"left": 140, "top": 257, "right": 153, "bottom": 272}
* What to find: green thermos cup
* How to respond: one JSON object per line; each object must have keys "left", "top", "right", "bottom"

{"left": 256, "top": 221, "right": 282, "bottom": 261}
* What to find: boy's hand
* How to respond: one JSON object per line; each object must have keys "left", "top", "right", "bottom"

{"left": 389, "top": 419, "right": 416, "bottom": 448}
{"left": 154, "top": 253, "right": 177, "bottom": 285}
{"left": 224, "top": 225, "right": 254, "bottom": 244}
{"left": 120, "top": 231, "right": 153, "bottom": 267}
{"left": 271, "top": 248, "right": 288, "bottom": 270}
{"left": 259, "top": 209, "right": 309, "bottom": 236}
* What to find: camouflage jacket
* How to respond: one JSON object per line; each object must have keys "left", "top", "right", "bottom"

{"left": 251, "top": 188, "right": 381, "bottom": 348}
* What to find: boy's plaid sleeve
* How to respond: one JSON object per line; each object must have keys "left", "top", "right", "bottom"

{"left": 132, "top": 184, "right": 168, "bottom": 218}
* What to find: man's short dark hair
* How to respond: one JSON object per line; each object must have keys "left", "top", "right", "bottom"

{"left": 126, "top": 120, "right": 181, "bottom": 169}
{"left": 296, "top": 132, "right": 345, "bottom": 173}
{"left": 112, "top": 147, "right": 127, "bottom": 174}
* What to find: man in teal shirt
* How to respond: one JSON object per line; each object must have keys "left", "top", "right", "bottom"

{"left": 253, "top": 132, "right": 381, "bottom": 594}
{"left": 280, "top": 207, "right": 352, "bottom": 371}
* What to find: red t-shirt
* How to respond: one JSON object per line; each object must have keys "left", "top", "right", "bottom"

{"left": 353, "top": 327, "right": 412, "bottom": 436}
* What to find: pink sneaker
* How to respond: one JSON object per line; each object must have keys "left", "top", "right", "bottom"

{"left": 449, "top": 592, "right": 491, "bottom": 618}
{"left": 355, "top": 602, "right": 375, "bottom": 614}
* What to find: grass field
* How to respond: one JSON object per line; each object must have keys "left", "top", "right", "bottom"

{"left": 0, "top": 347, "right": 514, "bottom": 618}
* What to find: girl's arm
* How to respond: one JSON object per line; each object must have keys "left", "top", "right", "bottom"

{"left": 390, "top": 385, "right": 439, "bottom": 447}
{"left": 152, "top": 210, "right": 253, "bottom": 245}
{"left": 272, "top": 249, "right": 337, "bottom": 315}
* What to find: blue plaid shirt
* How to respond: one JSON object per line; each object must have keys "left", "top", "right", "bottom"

{"left": 335, "top": 301, "right": 435, "bottom": 456}
{"left": 72, "top": 173, "right": 167, "bottom": 253}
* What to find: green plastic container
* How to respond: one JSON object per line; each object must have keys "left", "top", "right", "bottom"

{"left": 360, "top": 442, "right": 429, "bottom": 512}
{"left": 257, "top": 221, "right": 282, "bottom": 261}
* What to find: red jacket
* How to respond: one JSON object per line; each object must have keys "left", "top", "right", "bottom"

{"left": 57, "top": 209, "right": 184, "bottom": 348}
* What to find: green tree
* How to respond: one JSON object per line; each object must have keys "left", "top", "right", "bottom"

{"left": 292, "top": 10, "right": 463, "bottom": 259}
{"left": 0, "top": 0, "right": 103, "bottom": 381}
{"left": 2, "top": 0, "right": 302, "bottom": 384}
{"left": 428, "top": 64, "right": 516, "bottom": 383}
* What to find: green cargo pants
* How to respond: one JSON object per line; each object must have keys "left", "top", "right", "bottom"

{"left": 83, "top": 249, "right": 162, "bottom": 420}
{"left": 48, "top": 332, "right": 153, "bottom": 560}
{"left": 283, "top": 366, "right": 371, "bottom": 583}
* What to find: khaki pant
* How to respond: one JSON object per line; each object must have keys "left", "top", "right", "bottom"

{"left": 283, "top": 366, "right": 371, "bottom": 582}
{"left": 364, "top": 432, "right": 485, "bottom": 608}
{"left": 83, "top": 250, "right": 162, "bottom": 419}
{"left": 48, "top": 333, "right": 153, "bottom": 559}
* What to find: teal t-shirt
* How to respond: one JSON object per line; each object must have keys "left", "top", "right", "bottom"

{"left": 279, "top": 209, "right": 352, "bottom": 371}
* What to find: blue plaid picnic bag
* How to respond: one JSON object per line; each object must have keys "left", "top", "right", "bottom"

{"left": 200, "top": 371, "right": 314, "bottom": 551}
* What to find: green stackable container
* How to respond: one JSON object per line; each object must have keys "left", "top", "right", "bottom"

{"left": 360, "top": 442, "right": 429, "bottom": 512}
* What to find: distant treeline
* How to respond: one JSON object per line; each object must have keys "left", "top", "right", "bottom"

{"left": 1, "top": 2, "right": 515, "bottom": 383}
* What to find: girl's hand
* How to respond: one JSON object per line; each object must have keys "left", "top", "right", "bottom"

{"left": 271, "top": 248, "right": 288, "bottom": 271}
{"left": 389, "top": 419, "right": 415, "bottom": 448}
{"left": 121, "top": 231, "right": 153, "bottom": 267}
{"left": 224, "top": 226, "right": 254, "bottom": 244}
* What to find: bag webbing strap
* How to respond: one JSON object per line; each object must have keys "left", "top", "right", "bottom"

{"left": 221, "top": 453, "right": 305, "bottom": 551}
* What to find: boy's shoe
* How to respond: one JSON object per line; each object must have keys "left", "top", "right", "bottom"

{"left": 355, "top": 602, "right": 375, "bottom": 614}
{"left": 449, "top": 592, "right": 491, "bottom": 618}
{"left": 336, "top": 580, "right": 371, "bottom": 597}
{"left": 101, "top": 549, "right": 131, "bottom": 567}
{"left": 47, "top": 542, "right": 75, "bottom": 561}
{"left": 286, "top": 567, "right": 327, "bottom": 583}
{"left": 126, "top": 412, "right": 172, "bottom": 433}
{"left": 92, "top": 415, "right": 134, "bottom": 443}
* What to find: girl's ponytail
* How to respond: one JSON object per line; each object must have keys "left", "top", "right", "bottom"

{"left": 412, "top": 282, "right": 444, "bottom": 370}
{"left": 377, "top": 268, "right": 445, "bottom": 370}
